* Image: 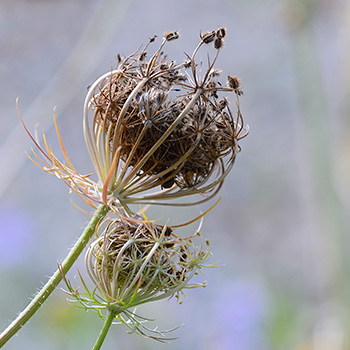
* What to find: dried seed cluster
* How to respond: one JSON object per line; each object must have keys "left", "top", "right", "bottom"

{"left": 88, "top": 217, "right": 207, "bottom": 300}
{"left": 91, "top": 28, "right": 246, "bottom": 190}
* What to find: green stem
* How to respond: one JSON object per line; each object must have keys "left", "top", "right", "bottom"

{"left": 92, "top": 310, "right": 117, "bottom": 350}
{"left": 0, "top": 204, "right": 109, "bottom": 348}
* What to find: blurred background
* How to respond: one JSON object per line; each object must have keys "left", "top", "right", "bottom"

{"left": 0, "top": 0, "right": 349, "bottom": 349}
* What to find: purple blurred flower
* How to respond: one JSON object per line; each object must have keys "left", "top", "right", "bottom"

{"left": 214, "top": 280, "right": 268, "bottom": 350}
{"left": 0, "top": 203, "right": 35, "bottom": 266}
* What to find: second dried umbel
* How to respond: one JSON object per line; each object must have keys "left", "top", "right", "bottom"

{"left": 62, "top": 216, "right": 211, "bottom": 340}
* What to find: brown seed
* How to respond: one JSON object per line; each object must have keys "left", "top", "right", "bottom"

{"left": 164, "top": 226, "right": 173, "bottom": 237}
{"left": 216, "top": 26, "right": 226, "bottom": 39}
{"left": 227, "top": 75, "right": 240, "bottom": 90}
{"left": 214, "top": 37, "right": 223, "bottom": 49}
{"left": 161, "top": 177, "right": 175, "bottom": 189}
{"left": 227, "top": 75, "right": 243, "bottom": 95}
{"left": 200, "top": 30, "right": 216, "bottom": 44}
{"left": 163, "top": 31, "right": 179, "bottom": 41}
{"left": 149, "top": 35, "right": 157, "bottom": 43}
{"left": 139, "top": 51, "right": 147, "bottom": 61}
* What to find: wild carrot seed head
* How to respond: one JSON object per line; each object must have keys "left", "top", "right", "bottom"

{"left": 85, "top": 27, "right": 248, "bottom": 203}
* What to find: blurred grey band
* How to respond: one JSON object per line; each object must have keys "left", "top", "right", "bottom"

{"left": 0, "top": 0, "right": 129, "bottom": 197}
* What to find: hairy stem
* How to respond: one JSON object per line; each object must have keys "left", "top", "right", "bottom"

{"left": 92, "top": 310, "right": 118, "bottom": 350}
{"left": 0, "top": 204, "right": 109, "bottom": 348}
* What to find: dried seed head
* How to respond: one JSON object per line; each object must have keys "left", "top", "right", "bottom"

{"left": 227, "top": 75, "right": 240, "bottom": 89}
{"left": 218, "top": 98, "right": 229, "bottom": 110}
{"left": 163, "top": 31, "right": 179, "bottom": 41}
{"left": 209, "top": 68, "right": 222, "bottom": 78}
{"left": 183, "top": 59, "right": 191, "bottom": 68}
{"left": 83, "top": 27, "right": 248, "bottom": 209}
{"left": 23, "top": 27, "right": 248, "bottom": 213}
{"left": 149, "top": 35, "right": 157, "bottom": 43}
{"left": 139, "top": 51, "right": 147, "bottom": 61}
{"left": 227, "top": 75, "right": 243, "bottom": 95}
{"left": 200, "top": 30, "right": 216, "bottom": 44}
{"left": 216, "top": 26, "right": 226, "bottom": 38}
{"left": 214, "top": 37, "right": 224, "bottom": 49}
